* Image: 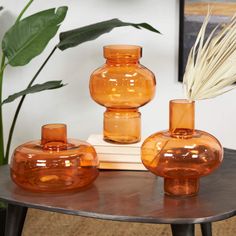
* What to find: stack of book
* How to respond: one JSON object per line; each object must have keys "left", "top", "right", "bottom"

{"left": 87, "top": 134, "right": 147, "bottom": 171}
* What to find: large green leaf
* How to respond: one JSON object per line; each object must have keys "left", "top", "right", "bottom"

{"left": 58, "top": 18, "right": 160, "bottom": 50}
{"left": 2, "top": 6, "right": 68, "bottom": 66}
{"left": 2, "top": 80, "right": 65, "bottom": 104}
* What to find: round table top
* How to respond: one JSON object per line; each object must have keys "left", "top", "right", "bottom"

{"left": 0, "top": 148, "right": 235, "bottom": 224}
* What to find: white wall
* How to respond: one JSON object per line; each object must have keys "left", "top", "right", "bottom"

{"left": 1, "top": 0, "right": 236, "bottom": 158}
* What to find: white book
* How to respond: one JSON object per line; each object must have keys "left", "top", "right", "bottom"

{"left": 94, "top": 145, "right": 140, "bottom": 155}
{"left": 99, "top": 161, "right": 147, "bottom": 171}
{"left": 87, "top": 134, "right": 143, "bottom": 155}
{"left": 97, "top": 153, "right": 141, "bottom": 163}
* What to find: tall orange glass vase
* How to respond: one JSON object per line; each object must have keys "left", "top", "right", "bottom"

{"left": 141, "top": 99, "right": 223, "bottom": 197}
{"left": 90, "top": 45, "right": 156, "bottom": 144}
{"left": 10, "top": 124, "right": 99, "bottom": 192}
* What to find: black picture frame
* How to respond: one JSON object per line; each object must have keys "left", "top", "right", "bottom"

{"left": 178, "top": 0, "right": 236, "bottom": 82}
{"left": 178, "top": 0, "right": 185, "bottom": 82}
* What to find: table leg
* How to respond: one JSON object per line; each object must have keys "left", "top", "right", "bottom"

{"left": 200, "top": 223, "right": 212, "bottom": 236}
{"left": 5, "top": 204, "right": 28, "bottom": 236}
{"left": 171, "top": 224, "right": 195, "bottom": 236}
{"left": 0, "top": 208, "right": 7, "bottom": 236}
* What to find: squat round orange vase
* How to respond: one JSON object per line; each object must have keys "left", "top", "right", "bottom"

{"left": 141, "top": 99, "right": 223, "bottom": 197}
{"left": 90, "top": 45, "right": 156, "bottom": 144}
{"left": 10, "top": 124, "right": 99, "bottom": 193}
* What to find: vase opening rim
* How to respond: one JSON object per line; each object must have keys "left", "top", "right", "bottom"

{"left": 170, "top": 99, "right": 195, "bottom": 104}
{"left": 42, "top": 124, "right": 66, "bottom": 130}
{"left": 104, "top": 45, "right": 142, "bottom": 59}
{"left": 104, "top": 45, "right": 142, "bottom": 50}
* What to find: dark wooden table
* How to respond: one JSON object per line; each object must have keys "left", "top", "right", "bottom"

{"left": 0, "top": 148, "right": 235, "bottom": 236}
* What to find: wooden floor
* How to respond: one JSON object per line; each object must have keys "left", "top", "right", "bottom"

{"left": 185, "top": 3, "right": 236, "bottom": 16}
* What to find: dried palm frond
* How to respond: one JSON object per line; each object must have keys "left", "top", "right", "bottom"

{"left": 183, "top": 12, "right": 236, "bottom": 100}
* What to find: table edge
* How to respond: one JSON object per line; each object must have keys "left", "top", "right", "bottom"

{"left": 1, "top": 198, "right": 235, "bottom": 224}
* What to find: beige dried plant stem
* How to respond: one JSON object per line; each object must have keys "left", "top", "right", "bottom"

{"left": 148, "top": 12, "right": 236, "bottom": 168}
{"left": 183, "top": 12, "right": 236, "bottom": 100}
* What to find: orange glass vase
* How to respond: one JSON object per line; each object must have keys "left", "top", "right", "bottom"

{"left": 90, "top": 45, "right": 156, "bottom": 144}
{"left": 10, "top": 124, "right": 99, "bottom": 193}
{"left": 141, "top": 99, "right": 223, "bottom": 197}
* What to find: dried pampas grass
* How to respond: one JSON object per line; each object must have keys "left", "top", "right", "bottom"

{"left": 183, "top": 12, "right": 236, "bottom": 100}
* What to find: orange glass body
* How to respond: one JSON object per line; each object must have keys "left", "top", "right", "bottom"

{"left": 10, "top": 124, "right": 99, "bottom": 193}
{"left": 141, "top": 100, "right": 223, "bottom": 197}
{"left": 90, "top": 45, "right": 156, "bottom": 144}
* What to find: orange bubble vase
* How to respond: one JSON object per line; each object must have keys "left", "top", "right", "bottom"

{"left": 90, "top": 45, "right": 156, "bottom": 144}
{"left": 10, "top": 124, "right": 99, "bottom": 193}
{"left": 141, "top": 99, "right": 223, "bottom": 197}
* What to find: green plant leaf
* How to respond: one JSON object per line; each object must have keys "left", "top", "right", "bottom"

{"left": 2, "top": 80, "right": 65, "bottom": 104}
{"left": 2, "top": 6, "right": 68, "bottom": 66}
{"left": 58, "top": 18, "right": 160, "bottom": 50}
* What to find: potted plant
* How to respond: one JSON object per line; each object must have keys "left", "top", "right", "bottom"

{"left": 0, "top": 0, "right": 160, "bottom": 234}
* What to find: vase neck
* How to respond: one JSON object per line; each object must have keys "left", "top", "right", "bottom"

{"left": 104, "top": 45, "right": 141, "bottom": 65}
{"left": 106, "top": 58, "right": 139, "bottom": 65}
{"left": 169, "top": 99, "right": 195, "bottom": 136}
{"left": 41, "top": 124, "right": 67, "bottom": 150}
